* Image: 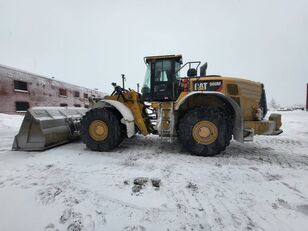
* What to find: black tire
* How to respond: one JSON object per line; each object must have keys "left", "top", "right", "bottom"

{"left": 80, "top": 108, "right": 122, "bottom": 151}
{"left": 220, "top": 108, "right": 233, "bottom": 151}
{"left": 178, "top": 107, "right": 232, "bottom": 156}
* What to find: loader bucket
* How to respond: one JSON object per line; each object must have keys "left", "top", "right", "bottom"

{"left": 12, "top": 107, "right": 88, "bottom": 151}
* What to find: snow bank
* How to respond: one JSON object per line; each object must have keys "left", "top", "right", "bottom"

{"left": 0, "top": 113, "right": 23, "bottom": 130}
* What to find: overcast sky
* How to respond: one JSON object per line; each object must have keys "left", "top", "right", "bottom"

{"left": 0, "top": 0, "right": 307, "bottom": 106}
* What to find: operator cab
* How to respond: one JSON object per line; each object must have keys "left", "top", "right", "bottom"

{"left": 141, "top": 55, "right": 183, "bottom": 101}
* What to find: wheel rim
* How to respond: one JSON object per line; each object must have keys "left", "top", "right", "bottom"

{"left": 192, "top": 120, "right": 218, "bottom": 145}
{"left": 89, "top": 120, "right": 108, "bottom": 141}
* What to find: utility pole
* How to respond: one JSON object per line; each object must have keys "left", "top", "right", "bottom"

{"left": 137, "top": 83, "right": 140, "bottom": 93}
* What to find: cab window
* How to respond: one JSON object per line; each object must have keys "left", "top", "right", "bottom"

{"left": 142, "top": 63, "right": 151, "bottom": 93}
{"left": 154, "top": 60, "right": 172, "bottom": 82}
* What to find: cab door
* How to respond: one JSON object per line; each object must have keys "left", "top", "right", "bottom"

{"left": 151, "top": 59, "right": 175, "bottom": 101}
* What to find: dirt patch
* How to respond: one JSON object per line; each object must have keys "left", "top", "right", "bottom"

{"left": 186, "top": 182, "right": 198, "bottom": 191}
{"left": 128, "top": 177, "right": 161, "bottom": 194}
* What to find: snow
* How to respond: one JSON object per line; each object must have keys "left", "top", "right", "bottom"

{"left": 0, "top": 111, "right": 308, "bottom": 231}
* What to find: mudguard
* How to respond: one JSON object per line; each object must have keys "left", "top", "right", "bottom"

{"left": 93, "top": 99, "right": 135, "bottom": 138}
{"left": 175, "top": 91, "right": 244, "bottom": 142}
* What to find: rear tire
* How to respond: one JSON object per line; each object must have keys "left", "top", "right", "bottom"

{"left": 80, "top": 108, "right": 122, "bottom": 151}
{"left": 178, "top": 107, "right": 232, "bottom": 156}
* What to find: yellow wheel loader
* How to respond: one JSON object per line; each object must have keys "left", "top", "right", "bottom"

{"left": 13, "top": 55, "right": 282, "bottom": 156}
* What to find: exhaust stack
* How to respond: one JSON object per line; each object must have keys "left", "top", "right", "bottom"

{"left": 12, "top": 107, "right": 88, "bottom": 151}
{"left": 200, "top": 62, "right": 208, "bottom": 76}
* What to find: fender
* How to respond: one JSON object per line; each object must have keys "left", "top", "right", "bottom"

{"left": 175, "top": 91, "right": 244, "bottom": 142}
{"left": 93, "top": 99, "right": 135, "bottom": 138}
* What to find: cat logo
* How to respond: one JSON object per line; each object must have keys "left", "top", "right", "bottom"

{"left": 194, "top": 82, "right": 208, "bottom": 91}
{"left": 193, "top": 80, "right": 223, "bottom": 91}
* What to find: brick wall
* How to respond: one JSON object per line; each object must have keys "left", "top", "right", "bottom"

{"left": 0, "top": 64, "right": 105, "bottom": 114}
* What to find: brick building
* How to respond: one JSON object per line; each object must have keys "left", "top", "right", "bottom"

{"left": 0, "top": 64, "right": 105, "bottom": 114}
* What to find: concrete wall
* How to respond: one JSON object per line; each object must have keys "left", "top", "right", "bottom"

{"left": 0, "top": 64, "right": 105, "bottom": 114}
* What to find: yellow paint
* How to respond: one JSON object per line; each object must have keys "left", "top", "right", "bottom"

{"left": 105, "top": 90, "right": 149, "bottom": 136}
{"left": 244, "top": 121, "right": 271, "bottom": 135}
{"left": 174, "top": 92, "right": 188, "bottom": 109}
{"left": 192, "top": 120, "right": 218, "bottom": 145}
{"left": 186, "top": 76, "right": 262, "bottom": 121}
{"left": 89, "top": 120, "right": 108, "bottom": 141}
{"left": 269, "top": 114, "right": 282, "bottom": 130}
{"left": 101, "top": 60, "right": 272, "bottom": 139}
{"left": 151, "top": 101, "right": 173, "bottom": 110}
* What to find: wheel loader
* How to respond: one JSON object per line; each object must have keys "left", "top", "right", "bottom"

{"left": 13, "top": 54, "right": 283, "bottom": 156}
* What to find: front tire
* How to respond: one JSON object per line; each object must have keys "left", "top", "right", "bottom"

{"left": 80, "top": 108, "right": 122, "bottom": 151}
{"left": 178, "top": 107, "right": 231, "bottom": 156}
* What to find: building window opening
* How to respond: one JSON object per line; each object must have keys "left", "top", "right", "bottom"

{"left": 59, "top": 88, "right": 67, "bottom": 96}
{"left": 74, "top": 104, "right": 81, "bottom": 107}
{"left": 60, "top": 103, "right": 68, "bottom": 107}
{"left": 85, "top": 104, "right": 89, "bottom": 108}
{"left": 84, "top": 93, "right": 88, "bottom": 98}
{"left": 14, "top": 80, "right": 28, "bottom": 92}
{"left": 16, "top": 101, "right": 29, "bottom": 112}
{"left": 74, "top": 91, "right": 80, "bottom": 98}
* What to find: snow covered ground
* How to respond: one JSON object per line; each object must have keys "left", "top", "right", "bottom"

{"left": 0, "top": 111, "right": 308, "bottom": 231}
